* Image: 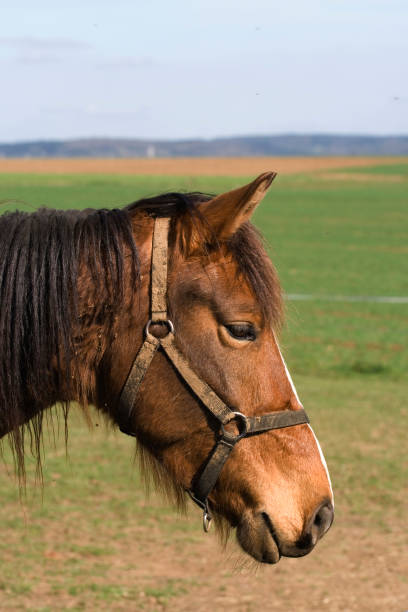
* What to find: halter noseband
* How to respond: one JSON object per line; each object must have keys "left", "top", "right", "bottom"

{"left": 117, "top": 216, "right": 309, "bottom": 532}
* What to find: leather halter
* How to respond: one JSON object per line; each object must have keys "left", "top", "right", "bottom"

{"left": 118, "top": 216, "right": 309, "bottom": 532}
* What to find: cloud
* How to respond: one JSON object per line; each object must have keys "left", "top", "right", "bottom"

{"left": 43, "top": 104, "right": 151, "bottom": 121}
{"left": 0, "top": 36, "right": 91, "bottom": 51}
{"left": 1, "top": 38, "right": 154, "bottom": 69}
{"left": 0, "top": 36, "right": 92, "bottom": 65}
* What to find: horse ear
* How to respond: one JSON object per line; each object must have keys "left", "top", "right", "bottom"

{"left": 199, "top": 171, "right": 277, "bottom": 241}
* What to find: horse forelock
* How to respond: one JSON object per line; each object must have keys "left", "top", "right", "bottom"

{"left": 129, "top": 192, "right": 283, "bottom": 329}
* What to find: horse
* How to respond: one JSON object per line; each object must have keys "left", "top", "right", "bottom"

{"left": 0, "top": 172, "right": 333, "bottom": 564}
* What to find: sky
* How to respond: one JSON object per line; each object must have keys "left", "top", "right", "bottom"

{"left": 1, "top": 0, "right": 407, "bottom": 142}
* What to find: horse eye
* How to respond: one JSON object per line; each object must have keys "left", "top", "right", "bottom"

{"left": 225, "top": 323, "right": 256, "bottom": 341}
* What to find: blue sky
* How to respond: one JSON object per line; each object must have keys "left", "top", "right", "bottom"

{"left": 1, "top": 1, "right": 407, "bottom": 141}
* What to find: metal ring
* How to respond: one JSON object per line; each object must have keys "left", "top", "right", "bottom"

{"left": 145, "top": 318, "right": 174, "bottom": 338}
{"left": 220, "top": 411, "right": 249, "bottom": 441}
{"left": 203, "top": 510, "right": 212, "bottom": 532}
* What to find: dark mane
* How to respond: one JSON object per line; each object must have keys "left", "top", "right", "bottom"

{"left": 0, "top": 191, "right": 282, "bottom": 482}
{"left": 0, "top": 206, "right": 139, "bottom": 478}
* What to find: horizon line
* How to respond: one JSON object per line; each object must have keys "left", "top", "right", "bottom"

{"left": 1, "top": 132, "right": 408, "bottom": 146}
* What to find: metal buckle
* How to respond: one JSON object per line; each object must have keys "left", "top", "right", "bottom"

{"left": 145, "top": 319, "right": 174, "bottom": 339}
{"left": 220, "top": 411, "right": 249, "bottom": 443}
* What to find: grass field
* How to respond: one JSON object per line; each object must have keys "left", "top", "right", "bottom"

{"left": 0, "top": 159, "right": 407, "bottom": 610}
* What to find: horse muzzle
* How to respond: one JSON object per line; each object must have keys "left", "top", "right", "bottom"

{"left": 236, "top": 500, "right": 334, "bottom": 564}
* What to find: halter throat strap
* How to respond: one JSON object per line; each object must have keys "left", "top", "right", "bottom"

{"left": 117, "top": 216, "right": 309, "bottom": 531}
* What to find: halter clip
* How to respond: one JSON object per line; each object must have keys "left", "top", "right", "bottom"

{"left": 187, "top": 490, "right": 212, "bottom": 533}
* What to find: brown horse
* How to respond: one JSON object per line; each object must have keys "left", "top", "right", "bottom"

{"left": 0, "top": 172, "right": 333, "bottom": 564}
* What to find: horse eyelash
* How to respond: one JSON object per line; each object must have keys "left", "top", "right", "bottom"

{"left": 224, "top": 323, "right": 257, "bottom": 341}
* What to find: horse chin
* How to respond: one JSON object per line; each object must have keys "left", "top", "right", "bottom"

{"left": 236, "top": 511, "right": 281, "bottom": 564}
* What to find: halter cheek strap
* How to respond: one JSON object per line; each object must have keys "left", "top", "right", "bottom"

{"left": 117, "top": 216, "right": 309, "bottom": 532}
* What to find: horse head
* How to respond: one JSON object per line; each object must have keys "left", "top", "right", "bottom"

{"left": 101, "top": 173, "right": 333, "bottom": 564}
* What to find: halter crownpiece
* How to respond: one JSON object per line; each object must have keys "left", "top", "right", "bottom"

{"left": 118, "top": 216, "right": 309, "bottom": 532}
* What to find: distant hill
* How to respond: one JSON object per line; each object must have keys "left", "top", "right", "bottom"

{"left": 0, "top": 135, "right": 407, "bottom": 158}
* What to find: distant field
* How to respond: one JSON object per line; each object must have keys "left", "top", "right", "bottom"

{"left": 0, "top": 159, "right": 407, "bottom": 610}
{"left": 0, "top": 155, "right": 407, "bottom": 176}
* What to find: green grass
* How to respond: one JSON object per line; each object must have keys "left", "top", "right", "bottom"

{"left": 0, "top": 173, "right": 242, "bottom": 212}
{"left": 0, "top": 161, "right": 407, "bottom": 608}
{"left": 333, "top": 162, "right": 408, "bottom": 176}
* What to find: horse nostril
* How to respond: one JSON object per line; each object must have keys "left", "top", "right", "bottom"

{"left": 294, "top": 501, "right": 334, "bottom": 553}
{"left": 311, "top": 501, "right": 334, "bottom": 541}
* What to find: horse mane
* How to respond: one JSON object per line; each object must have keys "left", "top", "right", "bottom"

{"left": 0, "top": 192, "right": 283, "bottom": 500}
{"left": 0, "top": 206, "right": 139, "bottom": 480}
